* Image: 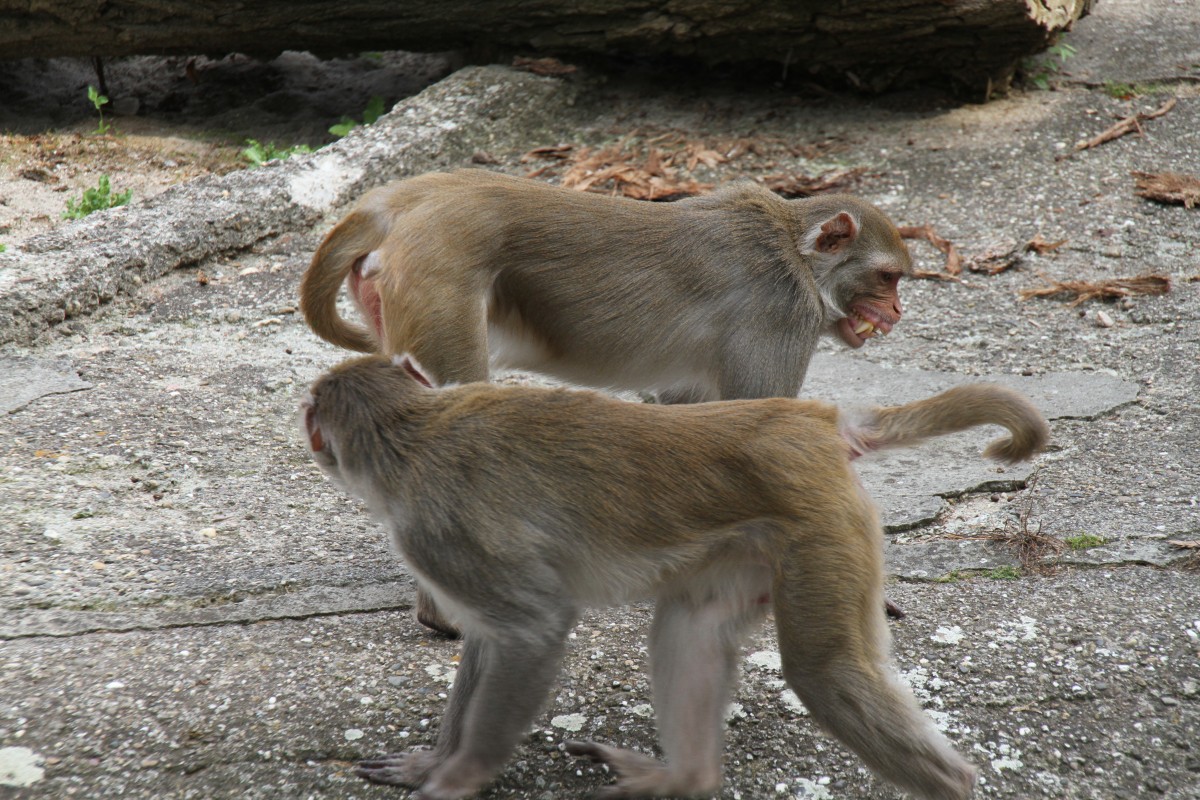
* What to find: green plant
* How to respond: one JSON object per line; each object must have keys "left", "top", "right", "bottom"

{"left": 240, "top": 139, "right": 313, "bottom": 167}
{"left": 329, "top": 96, "right": 387, "bottom": 138}
{"left": 936, "top": 569, "right": 966, "bottom": 583}
{"left": 0, "top": 243, "right": 6, "bottom": 253}
{"left": 987, "top": 565, "right": 1021, "bottom": 580}
{"left": 62, "top": 175, "right": 132, "bottom": 220}
{"left": 88, "top": 85, "right": 112, "bottom": 135}
{"left": 1023, "top": 39, "right": 1077, "bottom": 90}
{"left": 1065, "top": 533, "right": 1106, "bottom": 551}
{"left": 1102, "top": 81, "right": 1137, "bottom": 99}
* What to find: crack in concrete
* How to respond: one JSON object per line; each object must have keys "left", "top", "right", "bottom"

{"left": 1, "top": 581, "right": 414, "bottom": 640}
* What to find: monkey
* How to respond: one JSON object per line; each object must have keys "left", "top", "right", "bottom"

{"left": 301, "top": 354, "right": 1049, "bottom": 800}
{"left": 301, "top": 170, "right": 909, "bottom": 397}
{"left": 300, "top": 168, "right": 912, "bottom": 634}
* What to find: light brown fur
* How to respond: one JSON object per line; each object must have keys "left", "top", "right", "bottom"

{"left": 300, "top": 169, "right": 911, "bottom": 397}
{"left": 302, "top": 355, "right": 1048, "bottom": 800}
{"left": 300, "top": 170, "right": 914, "bottom": 635}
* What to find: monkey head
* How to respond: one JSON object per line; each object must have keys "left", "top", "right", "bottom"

{"left": 301, "top": 354, "right": 433, "bottom": 489}
{"left": 802, "top": 197, "right": 913, "bottom": 350}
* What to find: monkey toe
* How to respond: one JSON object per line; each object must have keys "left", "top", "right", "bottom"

{"left": 356, "top": 750, "right": 441, "bottom": 788}
{"left": 884, "top": 598, "right": 907, "bottom": 619}
{"left": 356, "top": 764, "right": 412, "bottom": 787}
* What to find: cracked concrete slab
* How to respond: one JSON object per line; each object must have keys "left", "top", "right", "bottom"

{"left": 0, "top": 357, "right": 92, "bottom": 414}
{"left": 1, "top": 0, "right": 1198, "bottom": 797}
{"left": 806, "top": 354, "right": 1140, "bottom": 530}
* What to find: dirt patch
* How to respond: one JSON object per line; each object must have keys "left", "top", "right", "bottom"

{"left": 0, "top": 51, "right": 453, "bottom": 243}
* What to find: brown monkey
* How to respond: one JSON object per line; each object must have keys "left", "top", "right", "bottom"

{"left": 300, "top": 168, "right": 909, "bottom": 399}
{"left": 300, "top": 169, "right": 913, "bottom": 634}
{"left": 301, "top": 354, "right": 1048, "bottom": 800}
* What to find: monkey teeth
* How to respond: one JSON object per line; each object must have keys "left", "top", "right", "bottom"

{"left": 853, "top": 319, "right": 877, "bottom": 337}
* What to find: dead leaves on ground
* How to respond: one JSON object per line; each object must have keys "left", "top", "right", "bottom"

{"left": 1061, "top": 97, "right": 1177, "bottom": 159}
{"left": 1019, "top": 273, "right": 1171, "bottom": 306}
{"left": 1132, "top": 170, "right": 1200, "bottom": 209}
{"left": 520, "top": 133, "right": 859, "bottom": 202}
{"left": 760, "top": 167, "right": 867, "bottom": 197}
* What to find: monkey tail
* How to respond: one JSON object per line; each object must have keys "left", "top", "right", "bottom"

{"left": 843, "top": 384, "right": 1048, "bottom": 464}
{"left": 299, "top": 207, "right": 390, "bottom": 353}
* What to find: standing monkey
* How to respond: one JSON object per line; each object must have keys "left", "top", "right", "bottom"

{"left": 300, "top": 169, "right": 909, "bottom": 400}
{"left": 300, "top": 169, "right": 913, "bottom": 633}
{"left": 302, "top": 354, "right": 1048, "bottom": 800}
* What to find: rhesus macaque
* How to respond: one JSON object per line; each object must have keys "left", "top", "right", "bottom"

{"left": 300, "top": 168, "right": 913, "bottom": 633}
{"left": 301, "top": 354, "right": 1048, "bottom": 800}
{"left": 300, "top": 169, "right": 909, "bottom": 397}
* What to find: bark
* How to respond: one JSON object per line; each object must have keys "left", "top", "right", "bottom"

{"left": 0, "top": 0, "right": 1094, "bottom": 91}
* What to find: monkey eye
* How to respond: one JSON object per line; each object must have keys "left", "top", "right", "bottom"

{"left": 879, "top": 271, "right": 900, "bottom": 286}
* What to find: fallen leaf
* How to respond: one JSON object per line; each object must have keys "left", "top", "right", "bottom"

{"left": 1132, "top": 170, "right": 1200, "bottom": 209}
{"left": 898, "top": 224, "right": 962, "bottom": 277}
{"left": 761, "top": 167, "right": 866, "bottom": 198}
{"left": 520, "top": 144, "right": 574, "bottom": 163}
{"left": 1168, "top": 540, "right": 1200, "bottom": 550}
{"left": 511, "top": 56, "right": 577, "bottom": 77}
{"left": 964, "top": 239, "right": 1022, "bottom": 275}
{"left": 1025, "top": 234, "right": 1068, "bottom": 254}
{"left": 196, "top": 269, "right": 209, "bottom": 286}
{"left": 471, "top": 150, "right": 499, "bottom": 165}
{"left": 1019, "top": 272, "right": 1171, "bottom": 306}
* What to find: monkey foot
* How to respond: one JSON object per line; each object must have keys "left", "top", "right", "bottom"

{"left": 565, "top": 740, "right": 719, "bottom": 798}
{"left": 356, "top": 749, "right": 441, "bottom": 788}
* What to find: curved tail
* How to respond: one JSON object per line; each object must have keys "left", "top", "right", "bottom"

{"left": 299, "top": 207, "right": 390, "bottom": 353}
{"left": 843, "top": 384, "right": 1049, "bottom": 464}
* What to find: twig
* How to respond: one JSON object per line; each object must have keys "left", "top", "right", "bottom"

{"left": 1060, "top": 97, "right": 1177, "bottom": 159}
{"left": 898, "top": 224, "right": 962, "bottom": 278}
{"left": 1019, "top": 272, "right": 1171, "bottom": 306}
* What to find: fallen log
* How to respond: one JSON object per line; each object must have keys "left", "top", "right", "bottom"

{"left": 0, "top": 0, "right": 1094, "bottom": 92}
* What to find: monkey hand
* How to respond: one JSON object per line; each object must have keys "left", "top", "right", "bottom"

{"left": 565, "top": 740, "right": 721, "bottom": 798}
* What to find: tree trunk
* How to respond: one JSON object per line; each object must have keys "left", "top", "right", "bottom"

{"left": 0, "top": 0, "right": 1094, "bottom": 92}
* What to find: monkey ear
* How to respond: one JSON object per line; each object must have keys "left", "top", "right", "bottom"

{"left": 304, "top": 405, "right": 325, "bottom": 452}
{"left": 391, "top": 353, "right": 434, "bottom": 388}
{"left": 814, "top": 212, "right": 859, "bottom": 254}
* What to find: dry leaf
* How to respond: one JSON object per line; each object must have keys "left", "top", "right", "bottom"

{"left": 196, "top": 269, "right": 209, "bottom": 286}
{"left": 471, "top": 151, "right": 499, "bottom": 165}
{"left": 899, "top": 224, "right": 962, "bottom": 277}
{"left": 1064, "top": 97, "right": 1177, "bottom": 158}
{"left": 761, "top": 167, "right": 866, "bottom": 198}
{"left": 1169, "top": 540, "right": 1200, "bottom": 550}
{"left": 964, "top": 240, "right": 1022, "bottom": 275}
{"left": 1132, "top": 170, "right": 1200, "bottom": 209}
{"left": 520, "top": 144, "right": 574, "bottom": 163}
{"left": 511, "top": 56, "right": 577, "bottom": 77}
{"left": 1019, "top": 272, "right": 1171, "bottom": 306}
{"left": 1025, "top": 234, "right": 1068, "bottom": 255}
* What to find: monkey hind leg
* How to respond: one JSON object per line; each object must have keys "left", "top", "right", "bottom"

{"left": 773, "top": 547, "right": 976, "bottom": 800}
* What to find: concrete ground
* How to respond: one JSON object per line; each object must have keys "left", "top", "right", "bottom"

{"left": 1, "top": 0, "right": 1198, "bottom": 798}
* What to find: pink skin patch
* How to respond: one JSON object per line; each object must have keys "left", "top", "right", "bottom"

{"left": 349, "top": 258, "right": 384, "bottom": 338}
